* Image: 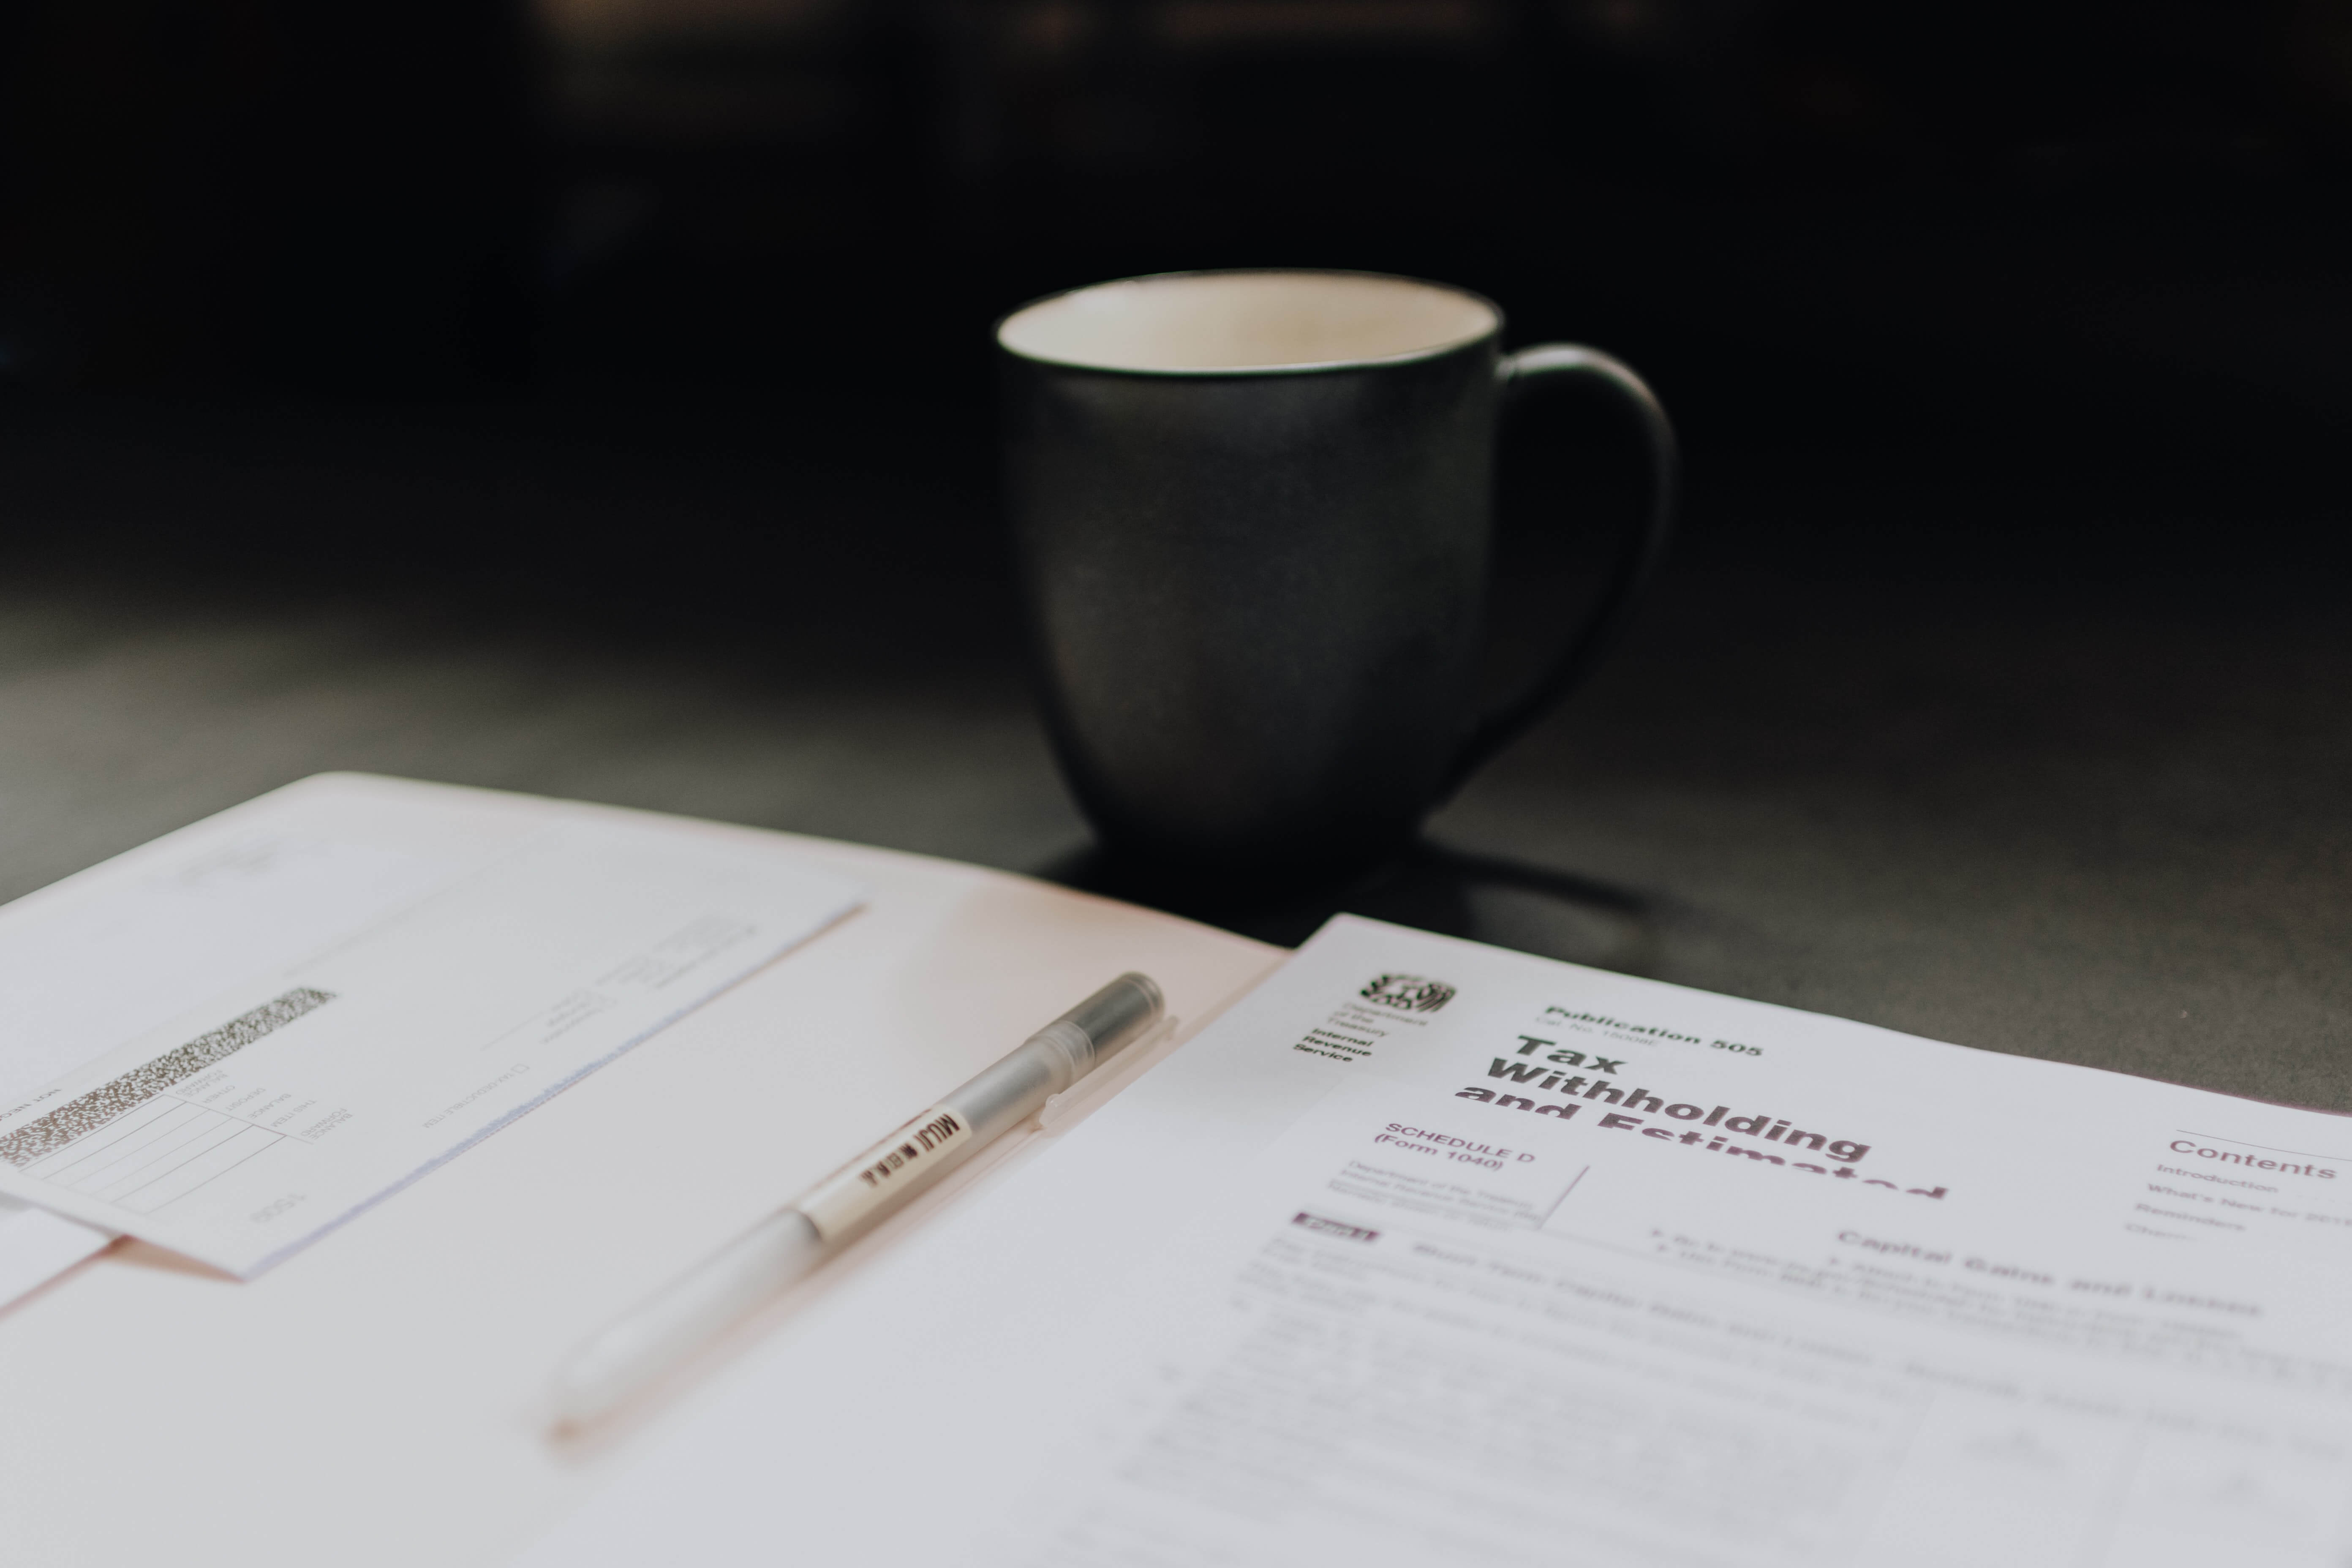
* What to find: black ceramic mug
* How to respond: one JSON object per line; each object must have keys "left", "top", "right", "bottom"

{"left": 998, "top": 269, "right": 1676, "bottom": 895}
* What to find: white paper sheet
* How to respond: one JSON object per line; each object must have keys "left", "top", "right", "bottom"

{"left": 519, "top": 915, "right": 2352, "bottom": 1568}
{"left": 0, "top": 1195, "right": 109, "bottom": 1304}
{"left": 0, "top": 775, "right": 862, "bottom": 1279}
{"left": 0, "top": 798, "right": 467, "bottom": 1304}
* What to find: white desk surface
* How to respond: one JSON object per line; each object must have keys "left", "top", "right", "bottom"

{"left": 0, "top": 807, "right": 1283, "bottom": 1568}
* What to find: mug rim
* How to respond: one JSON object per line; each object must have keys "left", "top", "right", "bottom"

{"left": 993, "top": 267, "right": 1506, "bottom": 378}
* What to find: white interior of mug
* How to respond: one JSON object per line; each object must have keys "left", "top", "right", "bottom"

{"left": 997, "top": 271, "right": 1498, "bottom": 373}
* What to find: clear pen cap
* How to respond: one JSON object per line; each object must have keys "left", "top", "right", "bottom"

{"left": 1028, "top": 972, "right": 1164, "bottom": 1083}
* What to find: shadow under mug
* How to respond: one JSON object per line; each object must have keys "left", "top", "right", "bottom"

{"left": 999, "top": 269, "right": 1677, "bottom": 897}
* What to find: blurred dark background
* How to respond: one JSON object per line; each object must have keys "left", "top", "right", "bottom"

{"left": 3, "top": 0, "right": 2350, "bottom": 1091}
{"left": 9, "top": 0, "right": 2348, "bottom": 581}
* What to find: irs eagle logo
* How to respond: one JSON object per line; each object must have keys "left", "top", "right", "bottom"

{"left": 1361, "top": 974, "right": 1456, "bottom": 1013}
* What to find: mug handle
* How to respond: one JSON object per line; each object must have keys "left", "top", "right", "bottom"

{"left": 1443, "top": 343, "right": 1680, "bottom": 795}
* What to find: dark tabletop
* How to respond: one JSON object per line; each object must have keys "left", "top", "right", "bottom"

{"left": 8, "top": 0, "right": 2349, "bottom": 1113}
{"left": 4, "top": 294, "right": 2346, "bottom": 1114}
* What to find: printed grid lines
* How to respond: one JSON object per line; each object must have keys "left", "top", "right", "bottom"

{"left": 0, "top": 988, "right": 336, "bottom": 1169}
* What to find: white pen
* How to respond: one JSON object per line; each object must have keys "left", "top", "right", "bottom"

{"left": 547, "top": 971, "right": 1166, "bottom": 1428}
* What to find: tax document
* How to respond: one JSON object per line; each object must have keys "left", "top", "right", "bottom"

{"left": 524, "top": 915, "right": 2352, "bottom": 1568}
{"left": 0, "top": 775, "right": 861, "bottom": 1279}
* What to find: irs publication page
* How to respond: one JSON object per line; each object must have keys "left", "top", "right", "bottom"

{"left": 523, "top": 916, "right": 2352, "bottom": 1568}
